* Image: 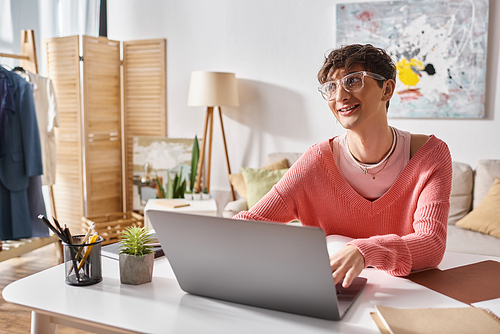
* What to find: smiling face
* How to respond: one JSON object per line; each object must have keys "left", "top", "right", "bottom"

{"left": 318, "top": 44, "right": 397, "bottom": 132}
{"left": 327, "top": 65, "right": 394, "bottom": 131}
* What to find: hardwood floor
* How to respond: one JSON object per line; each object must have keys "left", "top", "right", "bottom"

{"left": 0, "top": 243, "right": 92, "bottom": 334}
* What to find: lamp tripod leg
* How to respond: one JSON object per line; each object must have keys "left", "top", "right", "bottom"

{"left": 218, "top": 107, "right": 236, "bottom": 201}
{"left": 195, "top": 107, "right": 212, "bottom": 193}
{"left": 206, "top": 108, "right": 214, "bottom": 193}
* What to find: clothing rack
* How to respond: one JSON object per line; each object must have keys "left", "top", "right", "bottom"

{"left": 0, "top": 30, "right": 59, "bottom": 262}
{"left": 0, "top": 30, "right": 38, "bottom": 73}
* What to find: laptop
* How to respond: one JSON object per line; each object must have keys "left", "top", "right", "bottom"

{"left": 146, "top": 210, "right": 367, "bottom": 320}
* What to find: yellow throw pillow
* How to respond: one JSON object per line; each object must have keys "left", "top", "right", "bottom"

{"left": 456, "top": 177, "right": 500, "bottom": 238}
{"left": 241, "top": 167, "right": 289, "bottom": 209}
{"left": 229, "top": 158, "right": 289, "bottom": 199}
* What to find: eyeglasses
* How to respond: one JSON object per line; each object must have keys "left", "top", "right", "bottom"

{"left": 318, "top": 71, "right": 387, "bottom": 101}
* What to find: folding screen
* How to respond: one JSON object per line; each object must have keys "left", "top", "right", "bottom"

{"left": 46, "top": 36, "right": 166, "bottom": 233}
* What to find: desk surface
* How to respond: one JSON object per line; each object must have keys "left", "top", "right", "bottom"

{"left": 145, "top": 198, "right": 217, "bottom": 214}
{"left": 143, "top": 198, "right": 218, "bottom": 230}
{"left": 4, "top": 252, "right": 500, "bottom": 334}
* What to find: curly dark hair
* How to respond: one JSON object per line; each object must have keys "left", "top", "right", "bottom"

{"left": 318, "top": 44, "right": 396, "bottom": 85}
{"left": 318, "top": 44, "right": 396, "bottom": 110}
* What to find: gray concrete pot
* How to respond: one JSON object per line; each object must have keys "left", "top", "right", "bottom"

{"left": 119, "top": 252, "right": 154, "bottom": 285}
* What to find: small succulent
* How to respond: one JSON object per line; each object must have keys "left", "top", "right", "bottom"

{"left": 118, "top": 226, "right": 154, "bottom": 257}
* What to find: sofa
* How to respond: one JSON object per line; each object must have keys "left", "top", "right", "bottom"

{"left": 223, "top": 153, "right": 500, "bottom": 257}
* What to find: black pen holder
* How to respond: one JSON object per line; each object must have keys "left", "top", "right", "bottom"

{"left": 63, "top": 235, "right": 103, "bottom": 286}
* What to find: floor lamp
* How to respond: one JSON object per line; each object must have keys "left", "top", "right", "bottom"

{"left": 187, "top": 71, "right": 239, "bottom": 200}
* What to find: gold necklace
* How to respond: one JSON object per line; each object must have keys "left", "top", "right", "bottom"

{"left": 365, "top": 158, "right": 390, "bottom": 179}
{"left": 347, "top": 126, "right": 396, "bottom": 179}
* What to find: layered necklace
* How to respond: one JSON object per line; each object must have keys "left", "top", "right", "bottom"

{"left": 346, "top": 126, "right": 396, "bottom": 179}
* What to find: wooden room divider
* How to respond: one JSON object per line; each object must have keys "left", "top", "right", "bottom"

{"left": 122, "top": 39, "right": 167, "bottom": 212}
{"left": 46, "top": 36, "right": 166, "bottom": 234}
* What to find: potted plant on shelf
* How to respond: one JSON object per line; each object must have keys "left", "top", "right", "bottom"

{"left": 118, "top": 226, "right": 155, "bottom": 285}
{"left": 185, "top": 134, "right": 200, "bottom": 200}
{"left": 202, "top": 187, "right": 210, "bottom": 200}
{"left": 184, "top": 189, "right": 193, "bottom": 200}
{"left": 156, "top": 169, "right": 186, "bottom": 199}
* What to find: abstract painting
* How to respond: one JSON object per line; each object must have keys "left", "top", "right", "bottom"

{"left": 336, "top": 0, "right": 489, "bottom": 118}
{"left": 132, "top": 137, "right": 196, "bottom": 209}
{"left": 133, "top": 137, "right": 194, "bottom": 177}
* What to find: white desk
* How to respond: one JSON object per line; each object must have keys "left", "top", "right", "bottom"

{"left": 143, "top": 198, "right": 218, "bottom": 230}
{"left": 4, "top": 252, "right": 500, "bottom": 334}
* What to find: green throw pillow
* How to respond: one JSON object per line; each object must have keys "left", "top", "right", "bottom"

{"left": 241, "top": 167, "right": 289, "bottom": 209}
{"left": 229, "top": 158, "right": 289, "bottom": 199}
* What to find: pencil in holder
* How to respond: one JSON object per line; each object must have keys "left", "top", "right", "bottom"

{"left": 63, "top": 235, "right": 103, "bottom": 286}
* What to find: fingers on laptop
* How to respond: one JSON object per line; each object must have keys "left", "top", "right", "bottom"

{"left": 330, "top": 245, "right": 365, "bottom": 288}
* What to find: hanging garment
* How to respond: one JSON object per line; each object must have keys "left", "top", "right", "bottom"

{"left": 11, "top": 69, "right": 50, "bottom": 237}
{"left": 0, "top": 70, "right": 15, "bottom": 157}
{"left": 0, "top": 66, "right": 44, "bottom": 240}
{"left": 28, "top": 175, "right": 49, "bottom": 238}
{"left": 27, "top": 71, "right": 59, "bottom": 186}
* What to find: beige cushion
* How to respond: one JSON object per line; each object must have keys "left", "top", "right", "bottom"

{"left": 241, "top": 167, "right": 289, "bottom": 209}
{"left": 222, "top": 198, "right": 248, "bottom": 218}
{"left": 448, "top": 162, "right": 473, "bottom": 225}
{"left": 228, "top": 174, "right": 247, "bottom": 199}
{"left": 228, "top": 159, "right": 288, "bottom": 199}
{"left": 473, "top": 160, "right": 500, "bottom": 208}
{"left": 456, "top": 178, "right": 500, "bottom": 239}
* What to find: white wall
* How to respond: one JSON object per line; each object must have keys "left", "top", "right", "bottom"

{"left": 107, "top": 0, "right": 500, "bottom": 196}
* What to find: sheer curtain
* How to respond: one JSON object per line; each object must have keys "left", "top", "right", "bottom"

{"left": 0, "top": 0, "right": 100, "bottom": 72}
{"left": 55, "top": 0, "right": 100, "bottom": 37}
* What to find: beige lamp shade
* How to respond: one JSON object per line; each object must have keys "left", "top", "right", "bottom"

{"left": 188, "top": 71, "right": 239, "bottom": 107}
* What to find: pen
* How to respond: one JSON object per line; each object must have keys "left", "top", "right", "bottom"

{"left": 52, "top": 216, "right": 64, "bottom": 236}
{"left": 81, "top": 222, "right": 96, "bottom": 246}
{"left": 63, "top": 224, "right": 72, "bottom": 244}
{"left": 37, "top": 214, "right": 67, "bottom": 243}
{"left": 77, "top": 233, "right": 99, "bottom": 271}
{"left": 62, "top": 224, "right": 81, "bottom": 281}
{"left": 68, "top": 223, "right": 96, "bottom": 275}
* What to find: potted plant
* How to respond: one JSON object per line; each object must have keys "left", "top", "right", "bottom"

{"left": 156, "top": 170, "right": 186, "bottom": 199}
{"left": 157, "top": 135, "right": 200, "bottom": 201}
{"left": 184, "top": 189, "right": 193, "bottom": 200}
{"left": 186, "top": 135, "right": 201, "bottom": 200}
{"left": 189, "top": 135, "right": 200, "bottom": 192}
{"left": 118, "top": 226, "right": 155, "bottom": 285}
{"left": 155, "top": 175, "right": 164, "bottom": 198}
{"left": 202, "top": 187, "right": 210, "bottom": 200}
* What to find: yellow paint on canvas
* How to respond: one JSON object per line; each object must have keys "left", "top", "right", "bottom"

{"left": 396, "top": 58, "right": 424, "bottom": 87}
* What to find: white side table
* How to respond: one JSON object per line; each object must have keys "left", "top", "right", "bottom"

{"left": 144, "top": 198, "right": 218, "bottom": 230}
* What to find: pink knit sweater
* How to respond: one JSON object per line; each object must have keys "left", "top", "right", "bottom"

{"left": 234, "top": 135, "right": 453, "bottom": 277}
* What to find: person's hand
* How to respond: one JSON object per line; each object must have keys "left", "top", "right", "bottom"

{"left": 329, "top": 245, "right": 365, "bottom": 288}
